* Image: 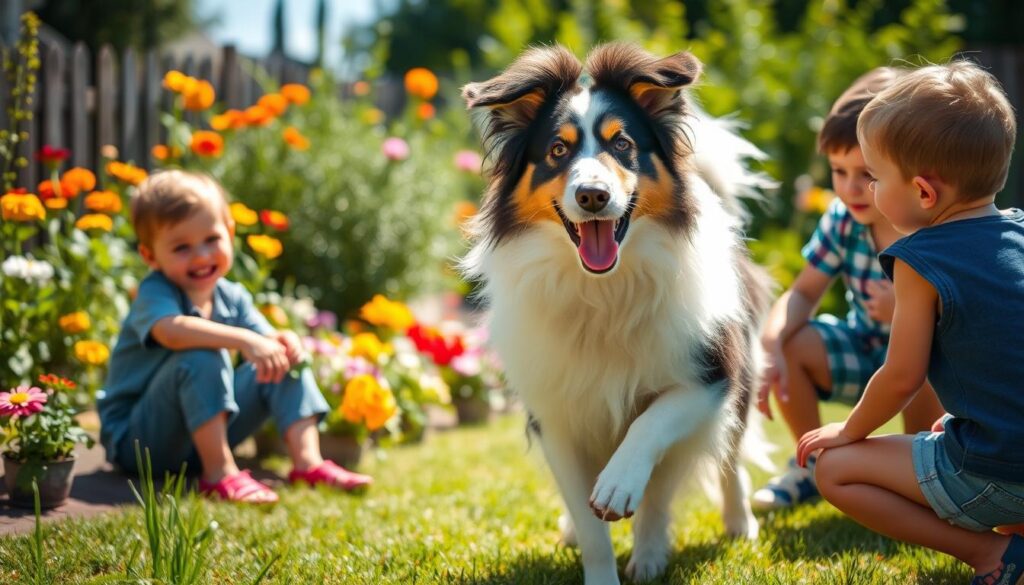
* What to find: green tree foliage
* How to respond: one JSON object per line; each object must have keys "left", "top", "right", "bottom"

{"left": 36, "top": 0, "right": 197, "bottom": 52}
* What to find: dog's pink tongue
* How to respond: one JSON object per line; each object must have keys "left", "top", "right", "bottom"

{"left": 577, "top": 220, "right": 618, "bottom": 272}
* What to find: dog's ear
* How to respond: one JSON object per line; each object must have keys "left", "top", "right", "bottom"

{"left": 587, "top": 44, "right": 702, "bottom": 118}
{"left": 628, "top": 52, "right": 702, "bottom": 115}
{"left": 462, "top": 46, "right": 582, "bottom": 130}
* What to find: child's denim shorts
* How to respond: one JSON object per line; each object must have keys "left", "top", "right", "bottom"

{"left": 913, "top": 430, "right": 1024, "bottom": 532}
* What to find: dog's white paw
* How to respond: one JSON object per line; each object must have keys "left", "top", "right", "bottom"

{"left": 723, "top": 509, "right": 759, "bottom": 540}
{"left": 625, "top": 547, "right": 669, "bottom": 583}
{"left": 558, "top": 513, "right": 577, "bottom": 547}
{"left": 590, "top": 455, "right": 652, "bottom": 521}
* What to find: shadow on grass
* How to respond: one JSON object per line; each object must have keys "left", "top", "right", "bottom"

{"left": 761, "top": 508, "right": 899, "bottom": 560}
{"left": 443, "top": 541, "right": 725, "bottom": 585}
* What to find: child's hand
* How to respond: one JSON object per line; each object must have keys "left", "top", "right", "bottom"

{"left": 865, "top": 279, "right": 895, "bottom": 323}
{"left": 796, "top": 422, "right": 857, "bottom": 467}
{"left": 756, "top": 342, "right": 788, "bottom": 420}
{"left": 271, "top": 330, "right": 306, "bottom": 367}
{"left": 241, "top": 333, "right": 291, "bottom": 384}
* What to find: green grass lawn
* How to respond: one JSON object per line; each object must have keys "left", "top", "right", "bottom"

{"left": 0, "top": 403, "right": 969, "bottom": 584}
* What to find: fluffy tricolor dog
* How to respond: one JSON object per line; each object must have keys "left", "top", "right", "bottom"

{"left": 461, "top": 43, "right": 773, "bottom": 584}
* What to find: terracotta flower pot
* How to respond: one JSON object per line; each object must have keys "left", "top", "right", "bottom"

{"left": 2, "top": 454, "right": 76, "bottom": 509}
{"left": 318, "top": 433, "right": 364, "bottom": 469}
{"left": 454, "top": 396, "right": 491, "bottom": 425}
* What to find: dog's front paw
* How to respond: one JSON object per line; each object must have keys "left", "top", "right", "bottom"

{"left": 590, "top": 455, "right": 652, "bottom": 521}
{"left": 625, "top": 546, "right": 669, "bottom": 582}
{"left": 558, "top": 513, "right": 577, "bottom": 547}
{"left": 724, "top": 508, "right": 759, "bottom": 540}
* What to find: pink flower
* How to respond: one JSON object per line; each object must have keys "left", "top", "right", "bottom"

{"left": 382, "top": 137, "right": 409, "bottom": 161}
{"left": 454, "top": 150, "right": 482, "bottom": 174}
{"left": 0, "top": 386, "right": 47, "bottom": 417}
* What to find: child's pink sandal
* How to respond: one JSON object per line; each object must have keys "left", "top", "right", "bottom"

{"left": 199, "top": 470, "right": 279, "bottom": 504}
{"left": 288, "top": 460, "right": 373, "bottom": 491}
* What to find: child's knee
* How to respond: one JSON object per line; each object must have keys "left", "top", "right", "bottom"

{"left": 813, "top": 449, "right": 841, "bottom": 495}
{"left": 173, "top": 348, "right": 232, "bottom": 376}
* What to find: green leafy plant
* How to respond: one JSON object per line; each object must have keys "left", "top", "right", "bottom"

{"left": 0, "top": 374, "right": 93, "bottom": 463}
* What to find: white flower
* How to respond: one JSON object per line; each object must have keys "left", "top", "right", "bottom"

{"left": 2, "top": 255, "right": 54, "bottom": 283}
{"left": 419, "top": 372, "right": 451, "bottom": 404}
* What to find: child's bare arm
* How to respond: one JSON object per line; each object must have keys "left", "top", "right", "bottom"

{"left": 150, "top": 316, "right": 291, "bottom": 383}
{"left": 757, "top": 264, "right": 833, "bottom": 418}
{"left": 797, "top": 259, "right": 936, "bottom": 464}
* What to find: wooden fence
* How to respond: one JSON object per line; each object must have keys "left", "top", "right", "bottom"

{"left": 10, "top": 40, "right": 310, "bottom": 189}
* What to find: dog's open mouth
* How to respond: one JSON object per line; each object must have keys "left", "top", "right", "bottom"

{"left": 554, "top": 197, "right": 636, "bottom": 274}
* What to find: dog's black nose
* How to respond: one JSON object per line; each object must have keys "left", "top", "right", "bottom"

{"left": 575, "top": 186, "right": 610, "bottom": 213}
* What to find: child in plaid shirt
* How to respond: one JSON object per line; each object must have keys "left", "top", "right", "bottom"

{"left": 752, "top": 68, "right": 945, "bottom": 511}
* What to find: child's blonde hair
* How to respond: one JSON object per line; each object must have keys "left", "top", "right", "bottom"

{"left": 131, "top": 170, "right": 232, "bottom": 247}
{"left": 857, "top": 60, "right": 1016, "bottom": 201}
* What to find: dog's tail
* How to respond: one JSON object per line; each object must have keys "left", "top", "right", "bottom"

{"left": 685, "top": 107, "right": 778, "bottom": 223}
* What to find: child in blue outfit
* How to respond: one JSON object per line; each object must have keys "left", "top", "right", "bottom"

{"left": 753, "top": 67, "right": 944, "bottom": 511}
{"left": 799, "top": 61, "right": 1024, "bottom": 584}
{"left": 99, "top": 170, "right": 371, "bottom": 503}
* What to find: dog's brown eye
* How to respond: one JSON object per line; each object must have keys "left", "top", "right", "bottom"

{"left": 614, "top": 136, "right": 632, "bottom": 152}
{"left": 550, "top": 142, "right": 569, "bottom": 159}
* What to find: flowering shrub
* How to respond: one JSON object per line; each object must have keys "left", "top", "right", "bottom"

{"left": 0, "top": 374, "right": 94, "bottom": 462}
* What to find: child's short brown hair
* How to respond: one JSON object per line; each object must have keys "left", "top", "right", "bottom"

{"left": 131, "top": 170, "right": 232, "bottom": 247}
{"left": 818, "top": 67, "right": 905, "bottom": 154}
{"left": 857, "top": 60, "right": 1017, "bottom": 201}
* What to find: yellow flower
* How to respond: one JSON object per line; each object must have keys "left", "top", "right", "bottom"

{"left": 230, "top": 202, "right": 258, "bottom": 226}
{"left": 211, "top": 109, "right": 246, "bottom": 131}
{"left": 404, "top": 68, "right": 438, "bottom": 100}
{"left": 282, "top": 126, "right": 310, "bottom": 151}
{"left": 74, "top": 340, "right": 109, "bottom": 365}
{"left": 359, "top": 294, "right": 415, "bottom": 332}
{"left": 182, "top": 79, "right": 215, "bottom": 111}
{"left": 1, "top": 192, "right": 45, "bottom": 222}
{"left": 162, "top": 70, "right": 188, "bottom": 92}
{"left": 247, "top": 234, "right": 283, "bottom": 259}
{"left": 75, "top": 213, "right": 114, "bottom": 232}
{"left": 84, "top": 190, "right": 122, "bottom": 214}
{"left": 59, "top": 311, "right": 91, "bottom": 334}
{"left": 349, "top": 332, "right": 391, "bottom": 362}
{"left": 44, "top": 197, "right": 67, "bottom": 210}
{"left": 360, "top": 108, "right": 384, "bottom": 125}
{"left": 260, "top": 304, "right": 289, "bottom": 327}
{"left": 107, "top": 161, "right": 147, "bottom": 185}
{"left": 340, "top": 375, "right": 397, "bottom": 431}
{"left": 280, "top": 83, "right": 311, "bottom": 105}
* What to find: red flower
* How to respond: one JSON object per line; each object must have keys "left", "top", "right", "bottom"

{"left": 259, "top": 209, "right": 289, "bottom": 231}
{"left": 36, "top": 145, "right": 71, "bottom": 168}
{"left": 407, "top": 323, "right": 465, "bottom": 366}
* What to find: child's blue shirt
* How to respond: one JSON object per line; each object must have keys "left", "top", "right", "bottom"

{"left": 802, "top": 199, "right": 891, "bottom": 343}
{"left": 97, "top": 271, "right": 274, "bottom": 463}
{"left": 881, "top": 209, "right": 1024, "bottom": 483}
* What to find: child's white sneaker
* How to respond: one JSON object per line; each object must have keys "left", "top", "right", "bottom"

{"left": 751, "top": 456, "right": 818, "bottom": 511}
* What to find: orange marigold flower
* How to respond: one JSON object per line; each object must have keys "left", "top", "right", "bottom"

{"left": 257, "top": 93, "right": 288, "bottom": 116}
{"left": 84, "top": 190, "right": 122, "bottom": 214}
{"left": 61, "top": 167, "right": 96, "bottom": 196}
{"left": 58, "top": 311, "right": 91, "bottom": 334}
{"left": 280, "top": 84, "right": 311, "bottom": 105}
{"left": 454, "top": 201, "right": 478, "bottom": 225}
{"left": 190, "top": 131, "right": 224, "bottom": 158}
{"left": 404, "top": 68, "right": 438, "bottom": 100}
{"left": 349, "top": 332, "right": 391, "bottom": 363}
{"left": 230, "top": 202, "right": 258, "bottom": 227}
{"left": 1, "top": 192, "right": 45, "bottom": 222}
{"left": 282, "top": 126, "right": 310, "bottom": 151}
{"left": 183, "top": 79, "right": 216, "bottom": 111}
{"left": 37, "top": 179, "right": 66, "bottom": 199}
{"left": 211, "top": 109, "right": 247, "bottom": 131}
{"left": 259, "top": 209, "right": 289, "bottom": 231}
{"left": 107, "top": 161, "right": 147, "bottom": 185}
{"left": 340, "top": 374, "right": 397, "bottom": 431}
{"left": 416, "top": 102, "right": 435, "bottom": 120}
{"left": 244, "top": 105, "right": 274, "bottom": 127}
{"left": 151, "top": 144, "right": 182, "bottom": 161}
{"left": 247, "top": 234, "right": 283, "bottom": 259}
{"left": 38, "top": 373, "right": 76, "bottom": 392}
{"left": 352, "top": 80, "right": 371, "bottom": 96}
{"left": 260, "top": 304, "right": 289, "bottom": 327}
{"left": 44, "top": 196, "right": 68, "bottom": 210}
{"left": 74, "top": 340, "right": 109, "bottom": 365}
{"left": 75, "top": 213, "right": 113, "bottom": 232}
{"left": 162, "top": 70, "right": 188, "bottom": 92}
{"left": 359, "top": 295, "right": 415, "bottom": 332}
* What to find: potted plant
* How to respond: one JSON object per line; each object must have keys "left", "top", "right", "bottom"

{"left": 1, "top": 374, "right": 94, "bottom": 508}
{"left": 408, "top": 321, "right": 497, "bottom": 425}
